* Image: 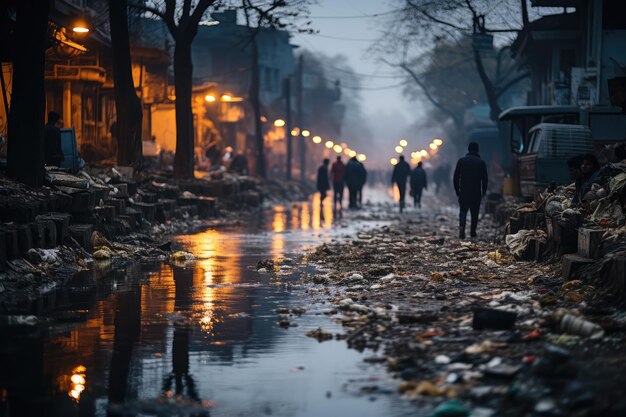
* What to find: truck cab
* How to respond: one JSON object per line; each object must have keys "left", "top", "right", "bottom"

{"left": 519, "top": 123, "right": 593, "bottom": 197}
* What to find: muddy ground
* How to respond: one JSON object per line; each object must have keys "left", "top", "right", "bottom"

{"left": 270, "top": 202, "right": 626, "bottom": 417}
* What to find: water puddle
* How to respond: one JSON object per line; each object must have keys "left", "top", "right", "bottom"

{"left": 0, "top": 191, "right": 421, "bottom": 417}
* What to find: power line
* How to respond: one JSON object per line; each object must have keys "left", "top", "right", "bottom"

{"left": 300, "top": 33, "right": 378, "bottom": 42}
{"left": 310, "top": 9, "right": 401, "bottom": 19}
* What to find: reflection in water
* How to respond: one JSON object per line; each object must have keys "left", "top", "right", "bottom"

{"left": 0, "top": 194, "right": 414, "bottom": 417}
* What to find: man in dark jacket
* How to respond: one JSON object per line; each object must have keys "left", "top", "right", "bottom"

{"left": 391, "top": 155, "right": 411, "bottom": 212}
{"left": 410, "top": 161, "right": 427, "bottom": 208}
{"left": 330, "top": 156, "right": 346, "bottom": 211}
{"left": 356, "top": 160, "right": 367, "bottom": 207}
{"left": 344, "top": 156, "right": 363, "bottom": 209}
{"left": 44, "top": 111, "right": 64, "bottom": 167}
{"left": 316, "top": 158, "right": 331, "bottom": 205}
{"left": 453, "top": 142, "right": 488, "bottom": 239}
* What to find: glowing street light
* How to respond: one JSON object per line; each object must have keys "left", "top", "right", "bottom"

{"left": 394, "top": 145, "right": 404, "bottom": 153}
{"left": 343, "top": 148, "right": 351, "bottom": 155}
{"left": 274, "top": 119, "right": 285, "bottom": 127}
{"left": 204, "top": 95, "right": 216, "bottom": 102}
{"left": 420, "top": 149, "right": 428, "bottom": 157}
{"left": 302, "top": 130, "right": 310, "bottom": 137}
{"left": 390, "top": 157, "right": 398, "bottom": 165}
{"left": 399, "top": 139, "right": 408, "bottom": 147}
{"left": 433, "top": 138, "right": 443, "bottom": 146}
{"left": 348, "top": 150, "right": 357, "bottom": 158}
{"left": 429, "top": 143, "right": 438, "bottom": 150}
{"left": 72, "top": 21, "right": 90, "bottom": 33}
{"left": 325, "top": 140, "right": 334, "bottom": 149}
{"left": 357, "top": 154, "right": 367, "bottom": 162}
{"left": 312, "top": 135, "right": 322, "bottom": 144}
{"left": 333, "top": 144, "right": 343, "bottom": 153}
{"left": 291, "top": 128, "right": 300, "bottom": 136}
{"left": 221, "top": 94, "right": 232, "bottom": 102}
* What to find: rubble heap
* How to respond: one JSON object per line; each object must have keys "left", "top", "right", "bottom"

{"left": 504, "top": 164, "right": 626, "bottom": 306}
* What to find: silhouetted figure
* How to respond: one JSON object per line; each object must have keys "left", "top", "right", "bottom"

{"left": 344, "top": 156, "right": 363, "bottom": 209}
{"left": 572, "top": 153, "right": 601, "bottom": 206}
{"left": 391, "top": 155, "right": 411, "bottom": 212}
{"left": 330, "top": 156, "right": 346, "bottom": 211}
{"left": 356, "top": 160, "right": 367, "bottom": 207}
{"left": 453, "top": 142, "right": 488, "bottom": 239}
{"left": 316, "top": 158, "right": 330, "bottom": 205}
{"left": 567, "top": 155, "right": 584, "bottom": 182}
{"left": 44, "top": 111, "right": 64, "bottom": 167}
{"left": 229, "top": 151, "right": 249, "bottom": 175}
{"left": 410, "top": 161, "right": 427, "bottom": 208}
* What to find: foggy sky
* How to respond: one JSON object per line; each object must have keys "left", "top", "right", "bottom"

{"left": 291, "top": 0, "right": 430, "bottom": 168}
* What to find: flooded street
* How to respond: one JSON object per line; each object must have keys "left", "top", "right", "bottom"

{"left": 0, "top": 190, "right": 419, "bottom": 417}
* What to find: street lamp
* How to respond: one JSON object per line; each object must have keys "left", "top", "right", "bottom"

{"left": 390, "top": 158, "right": 398, "bottom": 165}
{"left": 399, "top": 139, "right": 408, "bottom": 147}
{"left": 394, "top": 145, "right": 403, "bottom": 153}
{"left": 434, "top": 138, "right": 443, "bottom": 146}
{"left": 222, "top": 94, "right": 232, "bottom": 102}
{"left": 291, "top": 128, "right": 300, "bottom": 137}
{"left": 312, "top": 135, "right": 322, "bottom": 144}
{"left": 333, "top": 144, "right": 343, "bottom": 153}
{"left": 204, "top": 95, "right": 216, "bottom": 102}
{"left": 302, "top": 130, "right": 310, "bottom": 137}
{"left": 420, "top": 149, "right": 428, "bottom": 157}
{"left": 357, "top": 154, "right": 366, "bottom": 162}
{"left": 72, "top": 19, "right": 90, "bottom": 33}
{"left": 429, "top": 143, "right": 438, "bottom": 150}
{"left": 274, "top": 119, "right": 286, "bottom": 127}
{"left": 348, "top": 150, "right": 357, "bottom": 158}
{"left": 325, "top": 140, "right": 334, "bottom": 149}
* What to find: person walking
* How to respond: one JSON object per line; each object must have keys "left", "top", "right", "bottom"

{"left": 44, "top": 111, "right": 64, "bottom": 167}
{"left": 330, "top": 156, "right": 346, "bottom": 211}
{"left": 453, "top": 142, "right": 488, "bottom": 239}
{"left": 316, "top": 158, "right": 331, "bottom": 206}
{"left": 391, "top": 155, "right": 411, "bottom": 212}
{"left": 344, "top": 156, "right": 362, "bottom": 209}
{"left": 356, "top": 159, "right": 367, "bottom": 207}
{"left": 410, "top": 161, "right": 427, "bottom": 208}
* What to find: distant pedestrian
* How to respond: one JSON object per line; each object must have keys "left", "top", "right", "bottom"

{"left": 316, "top": 158, "right": 330, "bottom": 205}
{"left": 391, "top": 155, "right": 411, "bottom": 212}
{"left": 453, "top": 142, "right": 488, "bottom": 239}
{"left": 410, "top": 161, "right": 427, "bottom": 208}
{"left": 44, "top": 111, "right": 64, "bottom": 167}
{"left": 356, "top": 160, "right": 367, "bottom": 207}
{"left": 344, "top": 156, "right": 363, "bottom": 209}
{"left": 330, "top": 156, "right": 346, "bottom": 211}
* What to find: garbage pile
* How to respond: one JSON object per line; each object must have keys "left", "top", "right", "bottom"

{"left": 503, "top": 164, "right": 626, "bottom": 306}
{"left": 271, "top": 203, "right": 626, "bottom": 417}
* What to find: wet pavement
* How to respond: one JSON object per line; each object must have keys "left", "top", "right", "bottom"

{"left": 0, "top": 188, "right": 422, "bottom": 417}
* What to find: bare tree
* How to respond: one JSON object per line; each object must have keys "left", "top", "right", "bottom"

{"left": 381, "top": 0, "right": 530, "bottom": 122}
{"left": 110, "top": 0, "right": 144, "bottom": 170}
{"left": 6, "top": 0, "right": 48, "bottom": 186}
{"left": 132, "top": 0, "right": 219, "bottom": 179}
{"left": 238, "top": 0, "right": 313, "bottom": 179}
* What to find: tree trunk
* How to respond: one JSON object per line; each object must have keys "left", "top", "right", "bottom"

{"left": 7, "top": 0, "right": 48, "bottom": 186}
{"left": 109, "top": 0, "right": 143, "bottom": 170}
{"left": 473, "top": 46, "right": 502, "bottom": 122}
{"left": 173, "top": 39, "right": 195, "bottom": 179}
{"left": 250, "top": 39, "right": 266, "bottom": 178}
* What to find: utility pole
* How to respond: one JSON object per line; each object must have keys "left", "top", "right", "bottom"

{"left": 284, "top": 76, "right": 292, "bottom": 180}
{"left": 297, "top": 55, "right": 305, "bottom": 181}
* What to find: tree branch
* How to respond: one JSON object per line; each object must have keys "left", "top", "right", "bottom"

{"left": 384, "top": 57, "right": 462, "bottom": 128}
{"left": 405, "top": 0, "right": 469, "bottom": 32}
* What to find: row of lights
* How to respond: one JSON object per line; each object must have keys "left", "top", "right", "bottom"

{"left": 204, "top": 94, "right": 244, "bottom": 103}
{"left": 273, "top": 119, "right": 367, "bottom": 162}
{"left": 390, "top": 138, "right": 444, "bottom": 165}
